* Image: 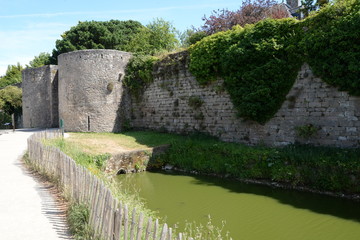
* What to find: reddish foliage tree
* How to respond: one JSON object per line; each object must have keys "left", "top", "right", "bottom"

{"left": 201, "top": 0, "right": 291, "bottom": 35}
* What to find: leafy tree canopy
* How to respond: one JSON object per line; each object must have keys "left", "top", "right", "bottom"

{"left": 0, "top": 86, "right": 22, "bottom": 115}
{"left": 0, "top": 63, "right": 23, "bottom": 88}
{"left": 116, "top": 18, "right": 179, "bottom": 55}
{"left": 51, "top": 20, "right": 143, "bottom": 63}
{"left": 51, "top": 18, "right": 179, "bottom": 62}
{"left": 178, "top": 29, "right": 208, "bottom": 47}
{"left": 27, "top": 52, "right": 52, "bottom": 68}
{"left": 200, "top": 0, "right": 291, "bottom": 35}
{"left": 299, "top": 0, "right": 331, "bottom": 18}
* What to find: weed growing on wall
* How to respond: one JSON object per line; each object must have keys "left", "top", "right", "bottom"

{"left": 188, "top": 96, "right": 204, "bottom": 109}
{"left": 124, "top": 54, "right": 158, "bottom": 98}
{"left": 295, "top": 124, "right": 318, "bottom": 139}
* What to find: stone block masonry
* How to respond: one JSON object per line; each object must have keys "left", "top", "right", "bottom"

{"left": 22, "top": 50, "right": 359, "bottom": 148}
{"left": 22, "top": 65, "right": 59, "bottom": 128}
{"left": 131, "top": 51, "right": 360, "bottom": 147}
{"left": 58, "top": 49, "right": 132, "bottom": 132}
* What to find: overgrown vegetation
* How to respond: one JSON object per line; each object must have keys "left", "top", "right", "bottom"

{"left": 27, "top": 52, "right": 52, "bottom": 68}
{"left": 123, "top": 55, "right": 158, "bottom": 98}
{"left": 158, "top": 134, "right": 360, "bottom": 193}
{"left": 67, "top": 203, "right": 99, "bottom": 240}
{"left": 44, "top": 137, "right": 156, "bottom": 218}
{"left": 0, "top": 86, "right": 22, "bottom": 115}
{"left": 200, "top": 0, "right": 291, "bottom": 35}
{"left": 45, "top": 133, "right": 233, "bottom": 239}
{"left": 188, "top": 0, "right": 359, "bottom": 123}
{"left": 51, "top": 18, "right": 178, "bottom": 64}
{"left": 295, "top": 124, "right": 319, "bottom": 139}
{"left": 188, "top": 96, "right": 204, "bottom": 109}
{"left": 50, "top": 131, "right": 360, "bottom": 195}
{"left": 189, "top": 18, "right": 302, "bottom": 123}
{"left": 300, "top": 0, "right": 360, "bottom": 95}
{"left": 0, "top": 63, "right": 23, "bottom": 88}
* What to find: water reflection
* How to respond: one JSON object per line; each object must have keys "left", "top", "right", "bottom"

{"left": 117, "top": 171, "right": 360, "bottom": 240}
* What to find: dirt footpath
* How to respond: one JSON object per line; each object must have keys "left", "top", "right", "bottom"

{"left": 0, "top": 129, "right": 72, "bottom": 240}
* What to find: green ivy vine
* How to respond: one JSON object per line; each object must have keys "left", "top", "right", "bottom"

{"left": 189, "top": 0, "right": 360, "bottom": 124}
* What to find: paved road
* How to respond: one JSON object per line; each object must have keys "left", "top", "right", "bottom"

{"left": 0, "top": 129, "right": 72, "bottom": 240}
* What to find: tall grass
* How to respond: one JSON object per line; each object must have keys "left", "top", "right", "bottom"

{"left": 47, "top": 131, "right": 360, "bottom": 194}
{"left": 43, "top": 138, "right": 157, "bottom": 218}
{"left": 158, "top": 135, "right": 360, "bottom": 193}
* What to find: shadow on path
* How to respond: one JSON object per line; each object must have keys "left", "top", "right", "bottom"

{"left": 16, "top": 159, "right": 73, "bottom": 240}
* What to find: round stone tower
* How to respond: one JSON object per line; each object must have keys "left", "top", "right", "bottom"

{"left": 58, "top": 49, "right": 132, "bottom": 132}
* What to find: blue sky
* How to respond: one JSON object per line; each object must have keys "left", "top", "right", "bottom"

{"left": 0, "top": 0, "right": 281, "bottom": 76}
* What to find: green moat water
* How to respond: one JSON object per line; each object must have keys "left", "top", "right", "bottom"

{"left": 117, "top": 171, "right": 360, "bottom": 239}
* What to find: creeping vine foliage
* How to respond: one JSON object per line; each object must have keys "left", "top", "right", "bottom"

{"left": 189, "top": 0, "right": 360, "bottom": 123}
{"left": 189, "top": 19, "right": 302, "bottom": 123}
{"left": 124, "top": 55, "right": 159, "bottom": 98}
{"left": 300, "top": 0, "right": 360, "bottom": 95}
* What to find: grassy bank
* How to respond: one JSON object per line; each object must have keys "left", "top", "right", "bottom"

{"left": 44, "top": 132, "right": 234, "bottom": 239}
{"left": 43, "top": 136, "right": 156, "bottom": 218}
{"left": 158, "top": 135, "right": 360, "bottom": 194}
{"left": 47, "top": 131, "right": 360, "bottom": 195}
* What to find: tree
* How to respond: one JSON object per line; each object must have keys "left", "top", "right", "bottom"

{"left": 51, "top": 20, "right": 143, "bottom": 63}
{"left": 300, "top": 0, "right": 318, "bottom": 17}
{"left": 300, "top": 0, "right": 330, "bottom": 18}
{"left": 200, "top": 0, "right": 290, "bottom": 35}
{"left": 182, "top": 30, "right": 208, "bottom": 46}
{"left": 146, "top": 18, "right": 179, "bottom": 53}
{"left": 124, "top": 18, "right": 179, "bottom": 55}
{"left": 317, "top": 0, "right": 330, "bottom": 7}
{"left": 0, "top": 86, "right": 22, "bottom": 115}
{"left": 0, "top": 63, "right": 23, "bottom": 88}
{"left": 27, "top": 52, "right": 51, "bottom": 68}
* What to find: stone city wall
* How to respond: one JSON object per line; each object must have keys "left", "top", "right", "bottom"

{"left": 131, "top": 51, "right": 360, "bottom": 147}
{"left": 22, "top": 65, "right": 59, "bottom": 128}
{"left": 58, "top": 49, "right": 132, "bottom": 132}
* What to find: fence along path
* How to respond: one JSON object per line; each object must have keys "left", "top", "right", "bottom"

{"left": 27, "top": 130, "right": 191, "bottom": 240}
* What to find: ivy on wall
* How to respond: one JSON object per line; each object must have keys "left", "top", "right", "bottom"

{"left": 300, "top": 0, "right": 360, "bottom": 95}
{"left": 123, "top": 54, "right": 158, "bottom": 98}
{"left": 189, "top": 19, "right": 303, "bottom": 124}
{"left": 125, "top": 0, "right": 359, "bottom": 124}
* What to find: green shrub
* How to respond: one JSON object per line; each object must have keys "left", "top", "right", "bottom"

{"left": 300, "top": 0, "right": 360, "bottom": 95}
{"left": 189, "top": 19, "right": 303, "bottom": 123}
{"left": 159, "top": 133, "right": 360, "bottom": 193}
{"left": 67, "top": 203, "right": 99, "bottom": 240}
{"left": 124, "top": 54, "right": 159, "bottom": 98}
{"left": 188, "top": 96, "right": 204, "bottom": 109}
{"left": 295, "top": 124, "right": 319, "bottom": 139}
{"left": 188, "top": 0, "right": 360, "bottom": 123}
{"left": 187, "top": 31, "right": 208, "bottom": 46}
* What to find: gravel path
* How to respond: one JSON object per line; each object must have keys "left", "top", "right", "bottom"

{"left": 0, "top": 129, "right": 72, "bottom": 240}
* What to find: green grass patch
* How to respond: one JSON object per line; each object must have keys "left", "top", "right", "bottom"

{"left": 67, "top": 203, "right": 100, "bottom": 240}
{"left": 43, "top": 136, "right": 157, "bottom": 218}
{"left": 158, "top": 135, "right": 360, "bottom": 193}
{"left": 51, "top": 131, "right": 360, "bottom": 194}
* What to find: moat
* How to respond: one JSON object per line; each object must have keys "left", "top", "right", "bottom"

{"left": 117, "top": 171, "right": 360, "bottom": 239}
